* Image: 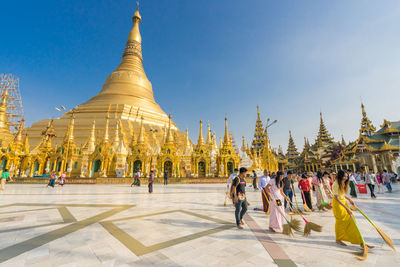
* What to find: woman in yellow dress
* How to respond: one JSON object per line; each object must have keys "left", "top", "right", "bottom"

{"left": 332, "top": 170, "right": 372, "bottom": 248}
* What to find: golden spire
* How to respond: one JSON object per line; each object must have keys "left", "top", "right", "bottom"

{"left": 223, "top": 116, "right": 231, "bottom": 145}
{"left": 212, "top": 131, "right": 218, "bottom": 150}
{"left": 112, "top": 121, "right": 120, "bottom": 148}
{"left": 206, "top": 123, "right": 212, "bottom": 144}
{"left": 166, "top": 114, "right": 174, "bottom": 144}
{"left": 360, "top": 103, "right": 376, "bottom": 137}
{"left": 23, "top": 134, "right": 30, "bottom": 153}
{"left": 197, "top": 120, "right": 204, "bottom": 145}
{"left": 185, "top": 128, "right": 190, "bottom": 146}
{"left": 219, "top": 136, "right": 223, "bottom": 149}
{"left": 138, "top": 116, "right": 145, "bottom": 144}
{"left": 14, "top": 118, "right": 25, "bottom": 144}
{"left": 241, "top": 136, "right": 246, "bottom": 151}
{"left": 104, "top": 112, "right": 110, "bottom": 143}
{"left": 63, "top": 112, "right": 75, "bottom": 143}
{"left": 257, "top": 105, "right": 260, "bottom": 120}
{"left": 88, "top": 120, "right": 96, "bottom": 152}
{"left": 0, "top": 88, "right": 12, "bottom": 143}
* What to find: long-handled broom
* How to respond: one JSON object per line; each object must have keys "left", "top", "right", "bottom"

{"left": 301, "top": 190, "right": 313, "bottom": 212}
{"left": 294, "top": 195, "right": 308, "bottom": 215}
{"left": 351, "top": 213, "right": 369, "bottom": 261}
{"left": 288, "top": 199, "right": 322, "bottom": 236}
{"left": 269, "top": 194, "right": 302, "bottom": 236}
{"left": 261, "top": 189, "right": 271, "bottom": 215}
{"left": 317, "top": 185, "right": 332, "bottom": 210}
{"left": 355, "top": 206, "right": 395, "bottom": 251}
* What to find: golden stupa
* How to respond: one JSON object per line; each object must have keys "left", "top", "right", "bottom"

{"left": 27, "top": 6, "right": 185, "bottom": 147}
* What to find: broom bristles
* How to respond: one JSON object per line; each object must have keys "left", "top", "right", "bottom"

{"left": 376, "top": 227, "right": 395, "bottom": 251}
{"left": 289, "top": 217, "right": 302, "bottom": 232}
{"left": 304, "top": 223, "right": 311, "bottom": 236}
{"left": 304, "top": 204, "right": 312, "bottom": 212}
{"left": 283, "top": 224, "right": 293, "bottom": 236}
{"left": 307, "top": 221, "right": 323, "bottom": 232}
{"left": 356, "top": 244, "right": 368, "bottom": 261}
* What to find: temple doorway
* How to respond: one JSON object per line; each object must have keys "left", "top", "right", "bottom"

{"left": 164, "top": 161, "right": 173, "bottom": 177}
{"left": 198, "top": 161, "right": 206, "bottom": 177}
{"left": 133, "top": 160, "right": 142, "bottom": 174}
{"left": 91, "top": 159, "right": 101, "bottom": 177}
{"left": 227, "top": 160, "right": 234, "bottom": 175}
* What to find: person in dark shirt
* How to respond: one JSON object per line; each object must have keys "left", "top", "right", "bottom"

{"left": 283, "top": 171, "right": 295, "bottom": 211}
{"left": 232, "top": 167, "right": 248, "bottom": 229}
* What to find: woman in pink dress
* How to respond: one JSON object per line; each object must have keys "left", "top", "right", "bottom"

{"left": 266, "top": 171, "right": 290, "bottom": 232}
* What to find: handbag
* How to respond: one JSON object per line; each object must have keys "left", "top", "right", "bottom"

{"left": 238, "top": 193, "right": 245, "bottom": 201}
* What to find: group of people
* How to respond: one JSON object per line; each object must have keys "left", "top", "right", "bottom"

{"left": 130, "top": 169, "right": 169, "bottom": 194}
{"left": 228, "top": 167, "right": 395, "bottom": 250}
{"left": 46, "top": 171, "right": 66, "bottom": 188}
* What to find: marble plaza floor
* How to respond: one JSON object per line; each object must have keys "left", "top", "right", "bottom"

{"left": 0, "top": 182, "right": 399, "bottom": 267}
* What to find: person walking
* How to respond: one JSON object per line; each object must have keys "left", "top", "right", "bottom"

{"left": 59, "top": 172, "right": 66, "bottom": 187}
{"left": 252, "top": 170, "right": 258, "bottom": 191}
{"left": 376, "top": 172, "right": 384, "bottom": 194}
{"left": 47, "top": 172, "right": 56, "bottom": 188}
{"left": 365, "top": 169, "right": 377, "bottom": 199}
{"left": 148, "top": 170, "right": 154, "bottom": 193}
{"left": 298, "top": 173, "right": 313, "bottom": 210}
{"left": 348, "top": 170, "right": 357, "bottom": 198}
{"left": 163, "top": 170, "right": 168, "bottom": 186}
{"left": 257, "top": 169, "right": 271, "bottom": 212}
{"left": 383, "top": 170, "right": 392, "bottom": 193}
{"left": 1, "top": 169, "right": 10, "bottom": 191}
{"left": 283, "top": 171, "right": 295, "bottom": 211}
{"left": 266, "top": 171, "right": 290, "bottom": 233}
{"left": 232, "top": 167, "right": 248, "bottom": 229}
{"left": 312, "top": 171, "right": 329, "bottom": 210}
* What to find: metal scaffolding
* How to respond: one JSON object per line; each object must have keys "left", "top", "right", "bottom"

{"left": 0, "top": 74, "right": 24, "bottom": 133}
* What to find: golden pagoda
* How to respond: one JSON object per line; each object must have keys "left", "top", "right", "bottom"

{"left": 27, "top": 4, "right": 186, "bottom": 149}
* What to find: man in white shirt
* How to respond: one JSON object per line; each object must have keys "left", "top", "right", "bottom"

{"left": 226, "top": 168, "right": 238, "bottom": 205}
{"left": 365, "top": 169, "right": 377, "bottom": 198}
{"left": 227, "top": 168, "right": 238, "bottom": 190}
{"left": 258, "top": 170, "right": 271, "bottom": 212}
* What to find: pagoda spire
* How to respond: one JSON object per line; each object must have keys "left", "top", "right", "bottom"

{"left": 286, "top": 130, "right": 299, "bottom": 158}
{"left": 212, "top": 131, "right": 218, "bottom": 150}
{"left": 0, "top": 88, "right": 13, "bottom": 145}
{"left": 138, "top": 116, "right": 145, "bottom": 144}
{"left": 88, "top": 120, "right": 96, "bottom": 152}
{"left": 206, "top": 123, "right": 212, "bottom": 144}
{"left": 63, "top": 112, "right": 75, "bottom": 144}
{"left": 103, "top": 114, "right": 110, "bottom": 143}
{"left": 359, "top": 103, "right": 376, "bottom": 137}
{"left": 197, "top": 120, "right": 204, "bottom": 145}
{"left": 223, "top": 116, "right": 231, "bottom": 145}
{"left": 14, "top": 118, "right": 25, "bottom": 144}
{"left": 341, "top": 135, "right": 346, "bottom": 146}
{"left": 112, "top": 121, "right": 120, "bottom": 149}
{"left": 241, "top": 136, "right": 247, "bottom": 152}
{"left": 219, "top": 136, "right": 223, "bottom": 149}
{"left": 165, "top": 114, "right": 174, "bottom": 144}
{"left": 316, "top": 112, "right": 333, "bottom": 146}
{"left": 251, "top": 106, "right": 264, "bottom": 152}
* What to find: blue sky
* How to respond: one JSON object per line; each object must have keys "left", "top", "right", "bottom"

{"left": 1, "top": 0, "right": 400, "bottom": 152}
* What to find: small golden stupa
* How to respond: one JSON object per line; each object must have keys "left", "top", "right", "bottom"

{"left": 27, "top": 5, "right": 185, "bottom": 147}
